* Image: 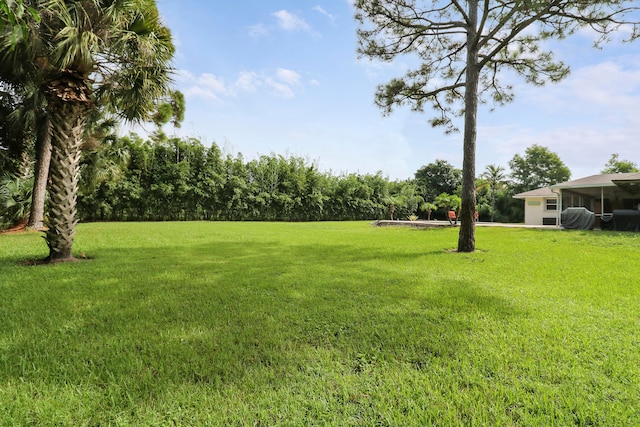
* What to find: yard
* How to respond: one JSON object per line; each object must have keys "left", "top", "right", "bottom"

{"left": 1, "top": 222, "right": 638, "bottom": 425}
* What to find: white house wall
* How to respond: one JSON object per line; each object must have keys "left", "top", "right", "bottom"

{"left": 524, "top": 197, "right": 558, "bottom": 226}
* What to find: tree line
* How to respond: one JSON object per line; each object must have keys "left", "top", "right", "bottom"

{"left": 6, "top": 124, "right": 635, "bottom": 229}
{"left": 2, "top": 133, "right": 416, "bottom": 225}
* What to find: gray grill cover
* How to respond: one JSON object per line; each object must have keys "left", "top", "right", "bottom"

{"left": 561, "top": 207, "right": 595, "bottom": 230}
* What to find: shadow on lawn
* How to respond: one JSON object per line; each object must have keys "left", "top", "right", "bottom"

{"left": 1, "top": 237, "right": 521, "bottom": 409}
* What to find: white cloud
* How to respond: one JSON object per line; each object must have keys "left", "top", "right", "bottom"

{"left": 266, "top": 78, "right": 296, "bottom": 99}
{"left": 248, "top": 23, "right": 269, "bottom": 39}
{"left": 356, "top": 56, "right": 412, "bottom": 80}
{"left": 198, "top": 74, "right": 228, "bottom": 94}
{"left": 564, "top": 61, "right": 640, "bottom": 109}
{"left": 519, "top": 59, "right": 640, "bottom": 125}
{"left": 178, "top": 68, "right": 305, "bottom": 101}
{"left": 577, "top": 22, "right": 637, "bottom": 45}
{"left": 235, "top": 71, "right": 261, "bottom": 93}
{"left": 251, "top": 10, "right": 318, "bottom": 39}
{"left": 266, "top": 68, "right": 304, "bottom": 98}
{"left": 313, "top": 6, "right": 336, "bottom": 23}
{"left": 272, "top": 10, "right": 316, "bottom": 35}
{"left": 276, "top": 68, "right": 301, "bottom": 86}
{"left": 469, "top": 54, "right": 640, "bottom": 180}
{"left": 177, "top": 71, "right": 228, "bottom": 101}
{"left": 480, "top": 122, "right": 640, "bottom": 180}
{"left": 184, "top": 85, "right": 221, "bottom": 101}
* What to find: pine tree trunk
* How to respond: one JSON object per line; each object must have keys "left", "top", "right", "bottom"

{"left": 45, "top": 102, "right": 85, "bottom": 261}
{"left": 27, "top": 115, "right": 52, "bottom": 230}
{"left": 458, "top": 0, "right": 479, "bottom": 253}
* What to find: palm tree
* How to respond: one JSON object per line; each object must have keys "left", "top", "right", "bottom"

{"left": 420, "top": 202, "right": 437, "bottom": 221}
{"left": 384, "top": 195, "right": 404, "bottom": 220}
{"left": 0, "top": 0, "right": 174, "bottom": 261}
{"left": 1, "top": 3, "right": 50, "bottom": 231}
{"left": 479, "top": 164, "right": 506, "bottom": 222}
{"left": 3, "top": 84, "right": 52, "bottom": 231}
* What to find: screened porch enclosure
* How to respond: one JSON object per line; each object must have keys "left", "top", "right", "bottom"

{"left": 552, "top": 173, "right": 640, "bottom": 229}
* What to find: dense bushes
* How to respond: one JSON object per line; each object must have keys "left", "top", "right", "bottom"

{"left": 2, "top": 134, "right": 527, "bottom": 227}
{"left": 76, "top": 135, "right": 415, "bottom": 222}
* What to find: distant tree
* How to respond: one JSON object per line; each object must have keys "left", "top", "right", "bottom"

{"left": 601, "top": 153, "right": 638, "bottom": 174}
{"left": 479, "top": 164, "right": 506, "bottom": 222}
{"left": 414, "top": 160, "right": 461, "bottom": 202}
{"left": 509, "top": 145, "right": 571, "bottom": 193}
{"left": 355, "top": 0, "right": 640, "bottom": 252}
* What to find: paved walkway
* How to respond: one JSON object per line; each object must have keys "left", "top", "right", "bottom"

{"left": 374, "top": 220, "right": 558, "bottom": 230}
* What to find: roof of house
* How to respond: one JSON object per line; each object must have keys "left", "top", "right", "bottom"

{"left": 513, "top": 187, "right": 556, "bottom": 199}
{"left": 551, "top": 173, "right": 640, "bottom": 190}
{"left": 513, "top": 173, "right": 640, "bottom": 200}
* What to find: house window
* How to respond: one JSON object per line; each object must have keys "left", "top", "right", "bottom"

{"left": 546, "top": 198, "right": 557, "bottom": 211}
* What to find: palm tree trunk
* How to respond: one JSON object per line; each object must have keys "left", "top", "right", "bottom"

{"left": 27, "top": 114, "right": 52, "bottom": 230}
{"left": 45, "top": 102, "right": 85, "bottom": 261}
{"left": 490, "top": 190, "right": 496, "bottom": 222}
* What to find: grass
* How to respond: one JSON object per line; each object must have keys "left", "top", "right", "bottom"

{"left": 1, "top": 221, "right": 639, "bottom": 426}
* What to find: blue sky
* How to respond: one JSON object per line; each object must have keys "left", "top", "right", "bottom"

{"left": 153, "top": 1, "right": 640, "bottom": 181}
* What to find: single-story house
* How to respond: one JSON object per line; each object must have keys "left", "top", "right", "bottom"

{"left": 514, "top": 173, "right": 640, "bottom": 228}
{"left": 512, "top": 186, "right": 559, "bottom": 226}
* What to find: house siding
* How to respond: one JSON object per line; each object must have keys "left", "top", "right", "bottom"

{"left": 523, "top": 196, "right": 558, "bottom": 226}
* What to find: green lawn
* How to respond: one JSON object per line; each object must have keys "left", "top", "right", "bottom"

{"left": 1, "top": 222, "right": 639, "bottom": 426}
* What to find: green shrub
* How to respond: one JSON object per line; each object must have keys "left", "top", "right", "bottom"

{"left": 0, "top": 173, "right": 33, "bottom": 229}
